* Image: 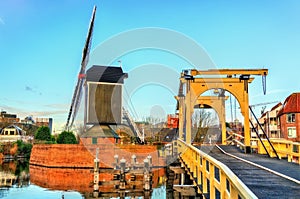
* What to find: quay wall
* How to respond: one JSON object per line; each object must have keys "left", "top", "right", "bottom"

{"left": 30, "top": 143, "right": 166, "bottom": 168}
{"left": 30, "top": 144, "right": 94, "bottom": 168}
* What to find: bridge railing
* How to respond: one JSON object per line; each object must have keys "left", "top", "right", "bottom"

{"left": 175, "top": 139, "right": 257, "bottom": 199}
{"left": 251, "top": 138, "right": 300, "bottom": 164}
{"left": 228, "top": 133, "right": 300, "bottom": 164}
{"left": 227, "top": 132, "right": 245, "bottom": 149}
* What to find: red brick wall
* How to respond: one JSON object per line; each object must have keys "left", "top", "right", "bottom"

{"left": 30, "top": 143, "right": 166, "bottom": 168}
{"left": 279, "top": 113, "right": 300, "bottom": 142}
{"left": 30, "top": 144, "right": 94, "bottom": 168}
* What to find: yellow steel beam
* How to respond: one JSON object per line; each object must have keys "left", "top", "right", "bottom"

{"left": 190, "top": 69, "right": 268, "bottom": 76}
{"left": 181, "top": 77, "right": 254, "bottom": 83}
{"left": 195, "top": 96, "right": 229, "bottom": 102}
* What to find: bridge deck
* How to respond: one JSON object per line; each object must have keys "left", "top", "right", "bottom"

{"left": 198, "top": 145, "right": 300, "bottom": 199}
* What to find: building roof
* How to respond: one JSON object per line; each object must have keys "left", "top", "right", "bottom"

{"left": 86, "top": 65, "right": 128, "bottom": 83}
{"left": 278, "top": 93, "right": 300, "bottom": 116}
{"left": 0, "top": 125, "right": 25, "bottom": 135}
{"left": 81, "top": 124, "right": 120, "bottom": 138}
{"left": 270, "top": 102, "right": 283, "bottom": 112}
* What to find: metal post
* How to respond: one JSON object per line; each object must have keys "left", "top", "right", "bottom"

{"left": 186, "top": 80, "right": 192, "bottom": 144}
{"left": 243, "top": 83, "right": 251, "bottom": 153}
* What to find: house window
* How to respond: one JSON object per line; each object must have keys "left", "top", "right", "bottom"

{"left": 270, "top": 117, "right": 277, "bottom": 126}
{"left": 5, "top": 131, "right": 8, "bottom": 135}
{"left": 271, "top": 131, "right": 277, "bottom": 138}
{"left": 10, "top": 131, "right": 14, "bottom": 135}
{"left": 92, "top": 137, "right": 97, "bottom": 144}
{"left": 287, "top": 127, "right": 296, "bottom": 138}
{"left": 287, "top": 113, "right": 295, "bottom": 123}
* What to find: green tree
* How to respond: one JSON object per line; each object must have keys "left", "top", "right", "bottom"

{"left": 57, "top": 131, "right": 77, "bottom": 144}
{"left": 35, "top": 126, "right": 51, "bottom": 141}
{"left": 16, "top": 140, "right": 32, "bottom": 158}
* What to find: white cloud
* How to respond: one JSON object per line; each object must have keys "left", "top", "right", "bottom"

{"left": 44, "top": 103, "right": 69, "bottom": 109}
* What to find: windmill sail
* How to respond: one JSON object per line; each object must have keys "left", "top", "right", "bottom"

{"left": 66, "top": 6, "right": 97, "bottom": 130}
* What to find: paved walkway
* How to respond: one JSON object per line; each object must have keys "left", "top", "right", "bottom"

{"left": 198, "top": 145, "right": 300, "bottom": 199}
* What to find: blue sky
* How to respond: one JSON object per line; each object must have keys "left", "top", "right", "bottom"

{"left": 0, "top": 0, "right": 300, "bottom": 131}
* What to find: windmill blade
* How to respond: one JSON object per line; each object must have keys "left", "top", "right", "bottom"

{"left": 69, "top": 78, "right": 84, "bottom": 128}
{"left": 66, "top": 6, "right": 97, "bottom": 130}
{"left": 79, "top": 5, "right": 97, "bottom": 75}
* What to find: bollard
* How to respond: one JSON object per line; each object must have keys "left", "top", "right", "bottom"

{"left": 147, "top": 155, "right": 152, "bottom": 169}
{"left": 131, "top": 154, "right": 136, "bottom": 169}
{"left": 114, "top": 155, "right": 119, "bottom": 169}
{"left": 144, "top": 158, "right": 149, "bottom": 173}
{"left": 93, "top": 148, "right": 99, "bottom": 198}
{"left": 143, "top": 159, "right": 151, "bottom": 191}
{"left": 120, "top": 158, "right": 126, "bottom": 172}
{"left": 119, "top": 158, "right": 126, "bottom": 190}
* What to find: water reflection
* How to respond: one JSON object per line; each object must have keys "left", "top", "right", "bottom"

{"left": 0, "top": 161, "right": 168, "bottom": 198}
{"left": 30, "top": 165, "right": 166, "bottom": 198}
{"left": 0, "top": 160, "right": 30, "bottom": 198}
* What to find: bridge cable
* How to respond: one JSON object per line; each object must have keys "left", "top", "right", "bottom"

{"left": 249, "top": 119, "right": 271, "bottom": 157}
{"left": 249, "top": 106, "right": 279, "bottom": 159}
{"left": 229, "top": 94, "right": 233, "bottom": 123}
{"left": 262, "top": 75, "right": 267, "bottom": 95}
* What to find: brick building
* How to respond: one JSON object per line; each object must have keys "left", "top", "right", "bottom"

{"left": 80, "top": 125, "right": 120, "bottom": 145}
{"left": 35, "top": 118, "right": 53, "bottom": 133}
{"left": 167, "top": 114, "right": 179, "bottom": 129}
{"left": 0, "top": 111, "right": 20, "bottom": 124}
{"left": 278, "top": 93, "right": 300, "bottom": 142}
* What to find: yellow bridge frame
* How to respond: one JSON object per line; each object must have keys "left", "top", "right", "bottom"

{"left": 195, "top": 96, "right": 228, "bottom": 145}
{"left": 177, "top": 69, "right": 268, "bottom": 153}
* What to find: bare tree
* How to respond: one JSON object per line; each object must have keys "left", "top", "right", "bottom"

{"left": 192, "top": 108, "right": 218, "bottom": 143}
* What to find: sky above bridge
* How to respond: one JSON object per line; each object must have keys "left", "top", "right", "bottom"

{"left": 0, "top": 0, "right": 300, "bottom": 132}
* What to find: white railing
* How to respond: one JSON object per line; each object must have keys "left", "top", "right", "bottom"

{"left": 176, "top": 139, "right": 258, "bottom": 199}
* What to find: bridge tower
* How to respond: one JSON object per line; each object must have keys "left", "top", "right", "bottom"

{"left": 177, "top": 69, "right": 267, "bottom": 153}
{"left": 195, "top": 95, "right": 229, "bottom": 145}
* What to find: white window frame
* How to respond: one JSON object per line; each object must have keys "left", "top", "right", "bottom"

{"left": 287, "top": 113, "right": 295, "bottom": 123}
{"left": 287, "top": 127, "right": 296, "bottom": 138}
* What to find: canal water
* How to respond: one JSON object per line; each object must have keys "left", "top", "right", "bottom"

{"left": 0, "top": 161, "right": 168, "bottom": 199}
